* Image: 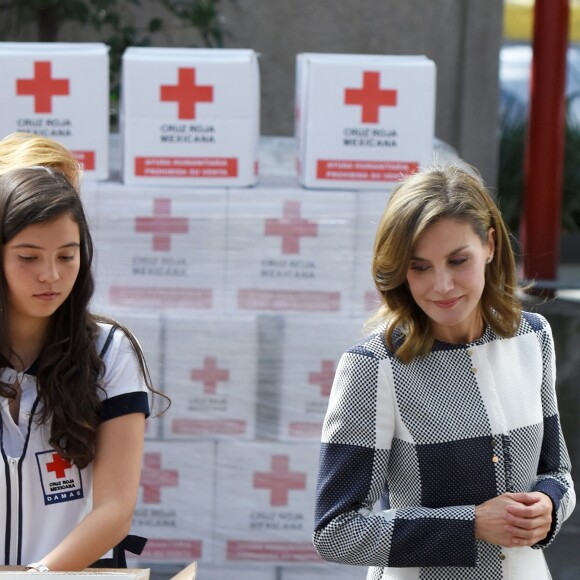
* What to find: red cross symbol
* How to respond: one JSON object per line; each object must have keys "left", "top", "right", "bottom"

{"left": 190, "top": 356, "right": 230, "bottom": 395}
{"left": 253, "top": 455, "right": 306, "bottom": 507}
{"left": 308, "top": 359, "right": 335, "bottom": 397}
{"left": 160, "top": 67, "right": 214, "bottom": 120}
{"left": 16, "top": 61, "right": 70, "bottom": 114}
{"left": 46, "top": 453, "right": 73, "bottom": 479}
{"left": 264, "top": 201, "right": 318, "bottom": 254}
{"left": 140, "top": 453, "right": 179, "bottom": 503}
{"left": 135, "top": 198, "right": 189, "bottom": 251}
{"left": 344, "top": 71, "right": 397, "bottom": 124}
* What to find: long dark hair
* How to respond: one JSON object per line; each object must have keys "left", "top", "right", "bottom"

{"left": 0, "top": 167, "right": 167, "bottom": 468}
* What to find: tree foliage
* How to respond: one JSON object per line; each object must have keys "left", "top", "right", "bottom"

{"left": 162, "top": 0, "right": 233, "bottom": 48}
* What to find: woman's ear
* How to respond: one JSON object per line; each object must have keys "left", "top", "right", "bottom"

{"left": 487, "top": 227, "right": 496, "bottom": 260}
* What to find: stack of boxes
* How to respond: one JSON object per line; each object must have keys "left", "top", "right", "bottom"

{"left": 0, "top": 42, "right": 440, "bottom": 580}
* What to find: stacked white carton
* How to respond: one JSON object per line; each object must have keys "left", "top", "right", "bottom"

{"left": 278, "top": 317, "right": 364, "bottom": 440}
{"left": 0, "top": 42, "right": 109, "bottom": 179}
{"left": 226, "top": 187, "right": 356, "bottom": 314}
{"left": 131, "top": 441, "right": 216, "bottom": 564}
{"left": 91, "top": 183, "right": 227, "bottom": 311}
{"left": 215, "top": 441, "right": 322, "bottom": 564}
{"left": 121, "top": 48, "right": 259, "bottom": 187}
{"left": 162, "top": 313, "right": 258, "bottom": 439}
{"left": 296, "top": 53, "right": 436, "bottom": 189}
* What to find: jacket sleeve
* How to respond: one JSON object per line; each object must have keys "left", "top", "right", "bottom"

{"left": 313, "top": 345, "right": 478, "bottom": 568}
{"left": 532, "top": 319, "right": 576, "bottom": 548}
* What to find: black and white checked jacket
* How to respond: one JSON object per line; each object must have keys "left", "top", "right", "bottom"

{"left": 314, "top": 312, "right": 575, "bottom": 580}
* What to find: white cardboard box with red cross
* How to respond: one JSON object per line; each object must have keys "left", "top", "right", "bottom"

{"left": 0, "top": 42, "right": 109, "bottom": 180}
{"left": 214, "top": 441, "right": 322, "bottom": 564}
{"left": 295, "top": 53, "right": 436, "bottom": 189}
{"left": 161, "top": 313, "right": 258, "bottom": 439}
{"left": 129, "top": 440, "right": 215, "bottom": 565}
{"left": 121, "top": 47, "right": 259, "bottom": 187}
{"left": 278, "top": 317, "right": 363, "bottom": 440}
{"left": 225, "top": 187, "right": 356, "bottom": 314}
{"left": 91, "top": 183, "right": 227, "bottom": 311}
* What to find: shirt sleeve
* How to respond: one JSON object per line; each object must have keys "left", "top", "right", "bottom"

{"left": 313, "top": 345, "right": 477, "bottom": 568}
{"left": 531, "top": 317, "right": 576, "bottom": 548}
{"left": 96, "top": 324, "right": 151, "bottom": 421}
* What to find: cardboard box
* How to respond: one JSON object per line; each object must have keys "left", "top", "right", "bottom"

{"left": 215, "top": 441, "right": 322, "bottom": 564}
{"left": 0, "top": 42, "right": 109, "bottom": 180}
{"left": 0, "top": 562, "right": 197, "bottom": 579}
{"left": 295, "top": 53, "right": 436, "bottom": 189}
{"left": 121, "top": 47, "right": 259, "bottom": 187}
{"left": 91, "top": 183, "right": 227, "bottom": 311}
{"left": 278, "top": 317, "right": 363, "bottom": 440}
{"left": 130, "top": 441, "right": 215, "bottom": 564}
{"left": 226, "top": 186, "right": 356, "bottom": 313}
{"left": 0, "top": 570, "right": 149, "bottom": 580}
{"left": 194, "top": 563, "right": 275, "bottom": 580}
{"left": 162, "top": 313, "right": 258, "bottom": 438}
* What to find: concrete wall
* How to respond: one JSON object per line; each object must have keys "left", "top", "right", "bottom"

{"left": 1, "top": 0, "right": 504, "bottom": 186}
{"left": 211, "top": 0, "right": 503, "bottom": 187}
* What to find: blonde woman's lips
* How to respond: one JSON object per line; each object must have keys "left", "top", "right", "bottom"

{"left": 433, "top": 297, "right": 461, "bottom": 308}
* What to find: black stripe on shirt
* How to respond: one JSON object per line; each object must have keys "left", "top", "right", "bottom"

{"left": 99, "top": 392, "right": 150, "bottom": 423}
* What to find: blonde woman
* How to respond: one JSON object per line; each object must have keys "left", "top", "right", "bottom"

{"left": 0, "top": 132, "right": 81, "bottom": 190}
{"left": 314, "top": 165, "right": 575, "bottom": 579}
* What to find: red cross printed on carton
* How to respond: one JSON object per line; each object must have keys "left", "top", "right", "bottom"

{"left": 190, "top": 356, "right": 230, "bottom": 395}
{"left": 308, "top": 359, "right": 335, "bottom": 398}
{"left": 253, "top": 455, "right": 306, "bottom": 507}
{"left": 140, "top": 452, "right": 179, "bottom": 503}
{"left": 160, "top": 67, "right": 214, "bottom": 120}
{"left": 135, "top": 198, "right": 189, "bottom": 251}
{"left": 264, "top": 201, "right": 318, "bottom": 254}
{"left": 46, "top": 453, "right": 73, "bottom": 479}
{"left": 344, "top": 71, "right": 397, "bottom": 124}
{"left": 16, "top": 61, "right": 70, "bottom": 114}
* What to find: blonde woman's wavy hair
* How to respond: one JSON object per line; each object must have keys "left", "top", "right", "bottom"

{"left": 0, "top": 132, "right": 81, "bottom": 191}
{"left": 369, "top": 164, "right": 521, "bottom": 363}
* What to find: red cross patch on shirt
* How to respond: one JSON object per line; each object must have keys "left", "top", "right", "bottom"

{"left": 35, "top": 450, "right": 84, "bottom": 505}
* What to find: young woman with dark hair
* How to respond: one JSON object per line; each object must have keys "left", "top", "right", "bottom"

{"left": 0, "top": 166, "right": 167, "bottom": 571}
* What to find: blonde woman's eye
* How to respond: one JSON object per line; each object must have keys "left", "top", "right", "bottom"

{"left": 409, "top": 264, "right": 429, "bottom": 272}
{"left": 450, "top": 258, "right": 468, "bottom": 266}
